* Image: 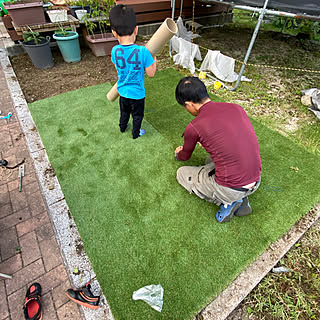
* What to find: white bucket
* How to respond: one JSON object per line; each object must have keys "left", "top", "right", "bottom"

{"left": 47, "top": 9, "right": 68, "bottom": 23}
{"left": 75, "top": 9, "right": 87, "bottom": 21}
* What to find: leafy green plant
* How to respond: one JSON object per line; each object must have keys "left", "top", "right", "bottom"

{"left": 232, "top": 9, "right": 320, "bottom": 42}
{"left": 22, "top": 25, "right": 44, "bottom": 45}
{"left": 55, "top": 23, "right": 72, "bottom": 36}
{"left": 270, "top": 16, "right": 320, "bottom": 41}
{"left": 82, "top": 0, "right": 113, "bottom": 38}
{"left": 66, "top": 0, "right": 88, "bottom": 6}
{"left": 84, "top": 17, "right": 96, "bottom": 37}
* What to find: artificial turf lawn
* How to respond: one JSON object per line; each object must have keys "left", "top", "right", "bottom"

{"left": 29, "top": 68, "right": 320, "bottom": 319}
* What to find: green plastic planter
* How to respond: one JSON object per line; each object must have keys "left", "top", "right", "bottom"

{"left": 53, "top": 31, "right": 81, "bottom": 63}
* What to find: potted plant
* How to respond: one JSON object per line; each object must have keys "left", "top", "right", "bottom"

{"left": 53, "top": 23, "right": 81, "bottom": 62}
{"left": 42, "top": 0, "right": 53, "bottom": 14}
{"left": 84, "top": 0, "right": 117, "bottom": 56}
{"left": 20, "top": 26, "right": 54, "bottom": 69}
{"left": 66, "top": 0, "right": 90, "bottom": 18}
{"left": 3, "top": 0, "right": 46, "bottom": 27}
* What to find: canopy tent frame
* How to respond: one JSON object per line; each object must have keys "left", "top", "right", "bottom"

{"left": 170, "top": 0, "right": 320, "bottom": 90}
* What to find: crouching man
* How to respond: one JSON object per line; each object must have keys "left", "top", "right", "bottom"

{"left": 175, "top": 77, "right": 261, "bottom": 223}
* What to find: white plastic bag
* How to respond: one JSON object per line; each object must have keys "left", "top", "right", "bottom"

{"left": 302, "top": 88, "right": 320, "bottom": 110}
{"left": 132, "top": 284, "right": 164, "bottom": 312}
{"left": 302, "top": 88, "right": 320, "bottom": 120}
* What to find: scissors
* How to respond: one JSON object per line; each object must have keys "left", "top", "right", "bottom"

{"left": 0, "top": 112, "right": 13, "bottom": 120}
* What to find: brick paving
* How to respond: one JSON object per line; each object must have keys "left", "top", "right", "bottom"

{"left": 0, "top": 23, "right": 82, "bottom": 320}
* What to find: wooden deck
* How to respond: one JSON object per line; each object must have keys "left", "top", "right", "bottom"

{"left": 116, "top": 0, "right": 232, "bottom": 24}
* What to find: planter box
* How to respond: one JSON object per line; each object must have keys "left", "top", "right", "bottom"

{"left": 47, "top": 9, "right": 68, "bottom": 22}
{"left": 8, "top": 28, "right": 23, "bottom": 41}
{"left": 2, "top": 15, "right": 23, "bottom": 41}
{"left": 2, "top": 14, "right": 14, "bottom": 29}
{"left": 75, "top": 9, "right": 87, "bottom": 21}
{"left": 86, "top": 33, "right": 118, "bottom": 57}
{"left": 3, "top": 1, "right": 45, "bottom": 27}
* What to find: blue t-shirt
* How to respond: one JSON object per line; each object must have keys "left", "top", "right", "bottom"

{"left": 111, "top": 44, "right": 154, "bottom": 100}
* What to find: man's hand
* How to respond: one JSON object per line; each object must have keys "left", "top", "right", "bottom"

{"left": 174, "top": 146, "right": 183, "bottom": 160}
{"left": 175, "top": 146, "right": 183, "bottom": 154}
{"left": 197, "top": 142, "right": 204, "bottom": 148}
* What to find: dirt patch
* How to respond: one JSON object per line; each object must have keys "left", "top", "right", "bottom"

{"left": 10, "top": 46, "right": 118, "bottom": 103}
{"left": 10, "top": 27, "right": 320, "bottom": 109}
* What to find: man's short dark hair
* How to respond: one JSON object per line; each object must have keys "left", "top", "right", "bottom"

{"left": 175, "top": 77, "right": 209, "bottom": 106}
{"left": 109, "top": 4, "right": 137, "bottom": 36}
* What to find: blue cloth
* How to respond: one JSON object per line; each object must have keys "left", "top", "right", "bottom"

{"left": 111, "top": 44, "right": 154, "bottom": 100}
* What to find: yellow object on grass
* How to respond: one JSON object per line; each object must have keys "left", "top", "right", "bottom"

{"left": 199, "top": 71, "right": 206, "bottom": 79}
{"left": 214, "top": 81, "right": 222, "bottom": 90}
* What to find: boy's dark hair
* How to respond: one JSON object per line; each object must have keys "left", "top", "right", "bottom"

{"left": 109, "top": 4, "right": 137, "bottom": 36}
{"left": 175, "top": 77, "right": 209, "bottom": 106}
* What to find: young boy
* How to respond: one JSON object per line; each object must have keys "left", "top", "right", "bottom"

{"left": 109, "top": 4, "right": 157, "bottom": 139}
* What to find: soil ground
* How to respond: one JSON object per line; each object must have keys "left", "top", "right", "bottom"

{"left": 10, "top": 46, "right": 118, "bottom": 103}
{"left": 9, "top": 20, "right": 320, "bottom": 320}
{"left": 10, "top": 26, "right": 320, "bottom": 105}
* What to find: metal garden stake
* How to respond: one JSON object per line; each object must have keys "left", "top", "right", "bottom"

{"left": 18, "top": 164, "right": 25, "bottom": 192}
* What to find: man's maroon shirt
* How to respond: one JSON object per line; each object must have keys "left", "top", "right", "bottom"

{"left": 177, "top": 101, "right": 261, "bottom": 188}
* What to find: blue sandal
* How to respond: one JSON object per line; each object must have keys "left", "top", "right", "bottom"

{"left": 216, "top": 199, "right": 243, "bottom": 223}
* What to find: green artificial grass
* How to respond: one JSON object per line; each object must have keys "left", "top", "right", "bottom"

{"left": 29, "top": 68, "right": 320, "bottom": 320}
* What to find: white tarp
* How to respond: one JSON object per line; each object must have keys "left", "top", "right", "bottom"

{"left": 200, "top": 50, "right": 252, "bottom": 83}
{"left": 176, "top": 16, "right": 200, "bottom": 42}
{"left": 171, "top": 36, "right": 202, "bottom": 74}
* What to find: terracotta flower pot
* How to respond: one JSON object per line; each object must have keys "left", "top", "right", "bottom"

{"left": 86, "top": 33, "right": 118, "bottom": 57}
